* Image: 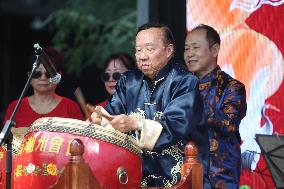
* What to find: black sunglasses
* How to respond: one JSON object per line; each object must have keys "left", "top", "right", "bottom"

{"left": 101, "top": 72, "right": 122, "bottom": 82}
{"left": 31, "top": 70, "right": 51, "bottom": 79}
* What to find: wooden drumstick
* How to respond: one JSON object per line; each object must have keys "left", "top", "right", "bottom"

{"left": 93, "top": 106, "right": 114, "bottom": 121}
{"left": 74, "top": 87, "right": 91, "bottom": 119}
{"left": 94, "top": 106, "right": 102, "bottom": 120}
{"left": 85, "top": 103, "right": 114, "bottom": 122}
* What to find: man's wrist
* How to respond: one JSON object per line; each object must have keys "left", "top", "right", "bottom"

{"left": 136, "top": 118, "right": 143, "bottom": 131}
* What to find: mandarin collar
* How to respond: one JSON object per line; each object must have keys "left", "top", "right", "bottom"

{"left": 199, "top": 65, "right": 221, "bottom": 84}
{"left": 143, "top": 58, "right": 174, "bottom": 83}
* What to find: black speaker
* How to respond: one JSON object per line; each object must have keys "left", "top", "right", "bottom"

{"left": 256, "top": 134, "right": 284, "bottom": 189}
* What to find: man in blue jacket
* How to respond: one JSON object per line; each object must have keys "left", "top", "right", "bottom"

{"left": 91, "top": 23, "right": 210, "bottom": 188}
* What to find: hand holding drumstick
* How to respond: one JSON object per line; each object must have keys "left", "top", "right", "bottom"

{"left": 74, "top": 87, "right": 138, "bottom": 132}
{"left": 86, "top": 105, "right": 114, "bottom": 123}
{"left": 88, "top": 105, "right": 139, "bottom": 133}
{"left": 74, "top": 87, "right": 114, "bottom": 122}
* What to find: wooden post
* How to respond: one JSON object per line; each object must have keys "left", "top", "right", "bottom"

{"left": 49, "top": 138, "right": 104, "bottom": 189}
{"left": 172, "top": 141, "right": 203, "bottom": 189}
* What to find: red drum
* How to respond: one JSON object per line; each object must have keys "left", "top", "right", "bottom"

{"left": 0, "top": 146, "right": 7, "bottom": 189}
{"left": 13, "top": 117, "right": 142, "bottom": 189}
{"left": 0, "top": 147, "right": 6, "bottom": 189}
{"left": 0, "top": 127, "right": 28, "bottom": 189}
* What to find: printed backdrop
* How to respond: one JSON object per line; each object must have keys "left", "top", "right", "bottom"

{"left": 186, "top": 0, "right": 284, "bottom": 188}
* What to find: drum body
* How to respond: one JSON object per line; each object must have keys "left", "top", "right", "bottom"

{"left": 0, "top": 146, "right": 6, "bottom": 189}
{"left": 13, "top": 117, "right": 142, "bottom": 189}
{"left": 0, "top": 127, "right": 27, "bottom": 189}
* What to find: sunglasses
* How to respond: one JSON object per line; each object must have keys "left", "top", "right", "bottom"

{"left": 101, "top": 72, "right": 122, "bottom": 82}
{"left": 31, "top": 70, "right": 51, "bottom": 79}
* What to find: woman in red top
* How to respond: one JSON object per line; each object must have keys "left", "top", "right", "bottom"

{"left": 3, "top": 47, "right": 83, "bottom": 128}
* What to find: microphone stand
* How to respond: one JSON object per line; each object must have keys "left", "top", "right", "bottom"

{"left": 0, "top": 52, "right": 40, "bottom": 189}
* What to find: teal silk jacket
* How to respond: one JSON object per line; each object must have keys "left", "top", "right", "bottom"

{"left": 105, "top": 60, "right": 210, "bottom": 187}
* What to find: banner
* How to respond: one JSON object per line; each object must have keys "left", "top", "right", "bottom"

{"left": 186, "top": 1, "right": 284, "bottom": 188}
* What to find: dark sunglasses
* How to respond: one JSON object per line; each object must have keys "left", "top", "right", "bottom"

{"left": 101, "top": 72, "right": 122, "bottom": 82}
{"left": 31, "top": 70, "right": 51, "bottom": 79}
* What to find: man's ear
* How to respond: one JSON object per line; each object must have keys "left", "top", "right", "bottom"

{"left": 211, "top": 43, "right": 220, "bottom": 58}
{"left": 166, "top": 44, "right": 174, "bottom": 58}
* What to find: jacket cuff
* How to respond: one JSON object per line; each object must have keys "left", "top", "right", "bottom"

{"left": 139, "top": 119, "right": 163, "bottom": 151}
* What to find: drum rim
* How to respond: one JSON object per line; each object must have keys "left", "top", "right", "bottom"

{"left": 27, "top": 117, "right": 142, "bottom": 157}
{"left": 1, "top": 127, "right": 28, "bottom": 155}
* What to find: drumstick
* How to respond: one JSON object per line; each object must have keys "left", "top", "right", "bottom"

{"left": 85, "top": 103, "right": 114, "bottom": 122}
{"left": 94, "top": 106, "right": 114, "bottom": 121}
{"left": 74, "top": 87, "right": 91, "bottom": 119}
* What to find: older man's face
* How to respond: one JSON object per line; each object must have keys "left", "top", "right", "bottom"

{"left": 135, "top": 28, "right": 173, "bottom": 80}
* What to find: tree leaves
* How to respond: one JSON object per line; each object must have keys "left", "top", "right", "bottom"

{"left": 43, "top": 0, "right": 136, "bottom": 75}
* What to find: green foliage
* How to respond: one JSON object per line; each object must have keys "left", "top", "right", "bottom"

{"left": 43, "top": 0, "right": 136, "bottom": 75}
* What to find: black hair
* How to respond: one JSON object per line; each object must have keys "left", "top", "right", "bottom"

{"left": 191, "top": 24, "right": 220, "bottom": 47}
{"left": 103, "top": 53, "right": 137, "bottom": 72}
{"left": 28, "top": 46, "right": 63, "bottom": 75}
{"left": 42, "top": 46, "right": 63, "bottom": 72}
{"left": 136, "top": 22, "right": 176, "bottom": 49}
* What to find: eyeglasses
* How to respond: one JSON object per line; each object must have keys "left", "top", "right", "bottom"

{"left": 101, "top": 72, "right": 122, "bottom": 82}
{"left": 32, "top": 70, "right": 51, "bottom": 79}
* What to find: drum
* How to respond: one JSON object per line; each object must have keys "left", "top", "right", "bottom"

{"left": 0, "top": 127, "right": 28, "bottom": 189}
{"left": 13, "top": 117, "right": 142, "bottom": 189}
{"left": 0, "top": 147, "right": 6, "bottom": 189}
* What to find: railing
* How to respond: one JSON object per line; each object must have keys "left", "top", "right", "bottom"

{"left": 49, "top": 139, "right": 203, "bottom": 189}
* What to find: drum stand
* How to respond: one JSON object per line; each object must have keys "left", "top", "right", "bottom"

{"left": 0, "top": 49, "right": 40, "bottom": 189}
